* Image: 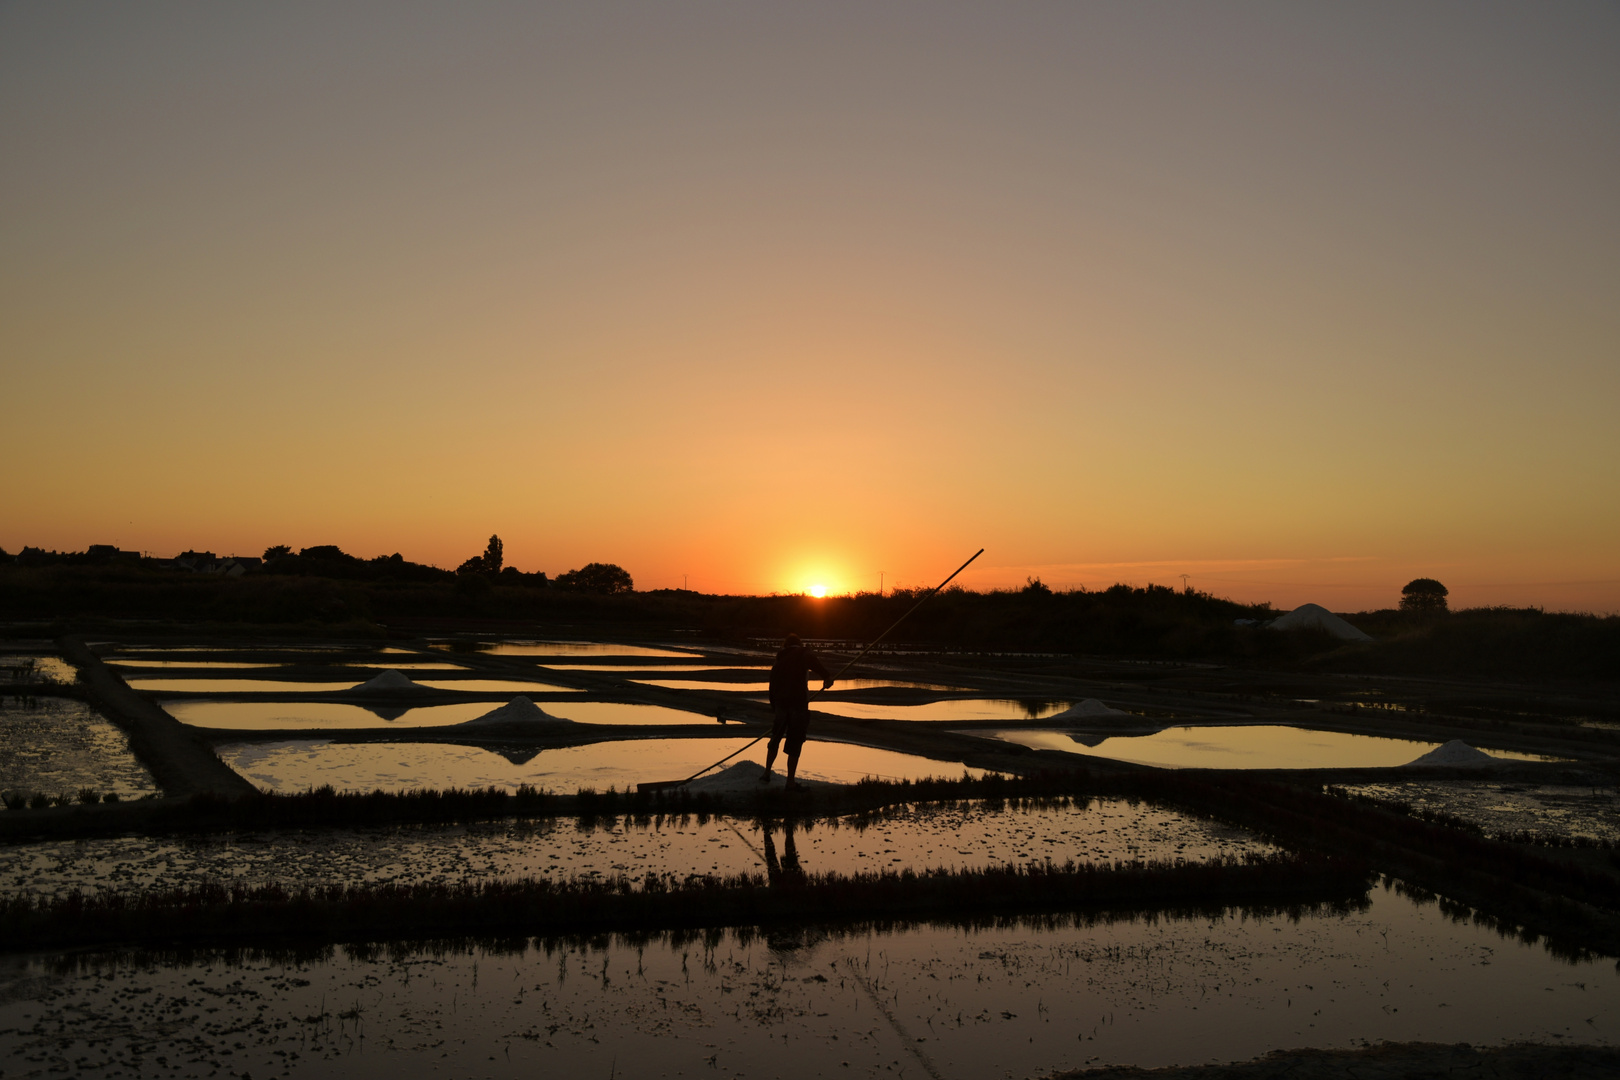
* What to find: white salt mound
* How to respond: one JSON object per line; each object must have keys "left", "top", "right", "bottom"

{"left": 458, "top": 696, "right": 572, "bottom": 729}
{"left": 682, "top": 761, "right": 840, "bottom": 794}
{"left": 1048, "top": 698, "right": 1131, "bottom": 720}
{"left": 1405, "top": 740, "right": 1500, "bottom": 768}
{"left": 1267, "top": 603, "right": 1373, "bottom": 642}
{"left": 351, "top": 669, "right": 425, "bottom": 692}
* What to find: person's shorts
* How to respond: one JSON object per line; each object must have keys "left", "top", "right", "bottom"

{"left": 770, "top": 701, "right": 811, "bottom": 757}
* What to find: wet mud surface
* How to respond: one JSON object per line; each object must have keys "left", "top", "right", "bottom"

{"left": 0, "top": 799, "right": 1267, "bottom": 897}
{"left": 1343, "top": 781, "right": 1620, "bottom": 843}
{"left": 0, "top": 696, "right": 159, "bottom": 804}
{"left": 2, "top": 889, "right": 1616, "bottom": 1079}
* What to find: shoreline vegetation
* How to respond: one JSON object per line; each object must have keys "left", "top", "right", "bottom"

{"left": 2, "top": 557, "right": 1616, "bottom": 681}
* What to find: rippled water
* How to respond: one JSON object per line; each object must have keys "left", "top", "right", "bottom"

{"left": 3, "top": 889, "right": 1615, "bottom": 1078}
{"left": 217, "top": 738, "right": 994, "bottom": 794}
{"left": 438, "top": 641, "right": 703, "bottom": 658}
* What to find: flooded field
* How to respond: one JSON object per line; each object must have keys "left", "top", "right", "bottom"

{"left": 0, "top": 798, "right": 1269, "bottom": 897}
{"left": 217, "top": 738, "right": 992, "bottom": 794}
{"left": 106, "top": 660, "right": 287, "bottom": 670}
{"left": 1344, "top": 781, "right": 1620, "bottom": 842}
{"left": 0, "top": 696, "right": 158, "bottom": 804}
{"left": 984, "top": 725, "right": 1552, "bottom": 770}
{"left": 819, "top": 699, "right": 1074, "bottom": 721}
{"left": 4, "top": 888, "right": 1616, "bottom": 1079}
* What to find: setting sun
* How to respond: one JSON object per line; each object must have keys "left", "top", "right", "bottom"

{"left": 808, "top": 584, "right": 827, "bottom": 598}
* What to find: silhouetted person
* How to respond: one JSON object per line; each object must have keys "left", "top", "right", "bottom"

{"left": 762, "top": 821, "right": 804, "bottom": 882}
{"left": 762, "top": 633, "right": 832, "bottom": 789}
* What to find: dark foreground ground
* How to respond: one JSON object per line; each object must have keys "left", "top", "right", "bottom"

{"left": 1058, "top": 1041, "right": 1620, "bottom": 1079}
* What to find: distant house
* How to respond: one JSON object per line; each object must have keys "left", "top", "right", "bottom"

{"left": 172, "top": 551, "right": 219, "bottom": 573}
{"left": 216, "top": 556, "right": 262, "bottom": 577}
{"left": 86, "top": 545, "right": 140, "bottom": 562}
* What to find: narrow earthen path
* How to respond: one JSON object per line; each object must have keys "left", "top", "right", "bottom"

{"left": 57, "top": 636, "right": 258, "bottom": 798}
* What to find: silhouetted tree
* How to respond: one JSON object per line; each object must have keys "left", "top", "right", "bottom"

{"left": 483, "top": 535, "right": 503, "bottom": 575}
{"left": 1022, "top": 575, "right": 1052, "bottom": 596}
{"left": 555, "top": 562, "right": 634, "bottom": 594}
{"left": 1400, "top": 578, "right": 1449, "bottom": 614}
{"left": 263, "top": 545, "right": 292, "bottom": 561}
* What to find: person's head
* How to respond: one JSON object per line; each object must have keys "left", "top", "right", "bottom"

{"left": 784, "top": 633, "right": 801, "bottom": 648}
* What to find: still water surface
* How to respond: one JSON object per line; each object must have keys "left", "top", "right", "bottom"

{"left": 3, "top": 889, "right": 1614, "bottom": 1078}
{"left": 985, "top": 726, "right": 1550, "bottom": 769}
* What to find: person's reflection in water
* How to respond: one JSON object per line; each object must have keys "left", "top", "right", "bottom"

{"left": 762, "top": 821, "right": 804, "bottom": 884}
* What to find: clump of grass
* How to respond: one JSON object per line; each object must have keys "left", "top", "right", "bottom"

{"left": 76, "top": 788, "right": 102, "bottom": 805}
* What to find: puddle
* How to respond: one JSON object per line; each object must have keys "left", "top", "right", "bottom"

{"left": 413, "top": 679, "right": 583, "bottom": 693}
{"left": 544, "top": 702, "right": 715, "bottom": 726}
{"left": 0, "top": 799, "right": 1270, "bottom": 897}
{"left": 542, "top": 663, "right": 764, "bottom": 671}
{"left": 1344, "top": 781, "right": 1620, "bottom": 843}
{"left": 217, "top": 738, "right": 994, "bottom": 794}
{"left": 0, "top": 696, "right": 159, "bottom": 804}
{"left": 127, "top": 678, "right": 363, "bottom": 693}
{"left": 0, "top": 656, "right": 76, "bottom": 685}
{"left": 163, "top": 701, "right": 507, "bottom": 730}
{"left": 819, "top": 699, "right": 1074, "bottom": 721}
{"left": 105, "top": 660, "right": 287, "bottom": 670}
{"left": 435, "top": 641, "right": 702, "bottom": 658}
{"left": 3, "top": 888, "right": 1617, "bottom": 1078}
{"left": 983, "top": 726, "right": 1553, "bottom": 769}
{"left": 632, "top": 678, "right": 969, "bottom": 693}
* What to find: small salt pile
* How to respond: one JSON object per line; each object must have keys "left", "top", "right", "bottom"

{"left": 350, "top": 669, "right": 424, "bottom": 692}
{"left": 1048, "top": 699, "right": 1130, "bottom": 720}
{"left": 1404, "top": 739, "right": 1499, "bottom": 768}
{"left": 456, "top": 696, "right": 572, "bottom": 729}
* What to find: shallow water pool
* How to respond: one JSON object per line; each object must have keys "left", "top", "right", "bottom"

{"left": 4, "top": 888, "right": 1615, "bottom": 1078}
{"left": 413, "top": 678, "right": 582, "bottom": 693}
{"left": 820, "top": 698, "right": 1073, "bottom": 721}
{"left": 128, "top": 678, "right": 363, "bottom": 693}
{"left": 164, "top": 700, "right": 507, "bottom": 729}
{"left": 983, "top": 725, "right": 1550, "bottom": 769}
{"left": 217, "top": 737, "right": 992, "bottom": 794}
{"left": 437, "top": 641, "right": 703, "bottom": 658}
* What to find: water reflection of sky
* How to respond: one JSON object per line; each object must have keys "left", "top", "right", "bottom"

{"left": 434, "top": 641, "right": 702, "bottom": 658}
{"left": 167, "top": 699, "right": 714, "bottom": 730}
{"left": 818, "top": 699, "right": 1072, "bottom": 721}
{"left": 7, "top": 890, "right": 1617, "bottom": 1077}
{"left": 984, "top": 725, "right": 1552, "bottom": 769}
{"left": 130, "top": 679, "right": 362, "bottom": 693}
{"left": 0, "top": 696, "right": 158, "bottom": 801}
{"left": 631, "top": 678, "right": 970, "bottom": 692}
{"left": 218, "top": 737, "right": 990, "bottom": 793}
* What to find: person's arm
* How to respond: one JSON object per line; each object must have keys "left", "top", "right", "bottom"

{"left": 808, "top": 652, "right": 834, "bottom": 690}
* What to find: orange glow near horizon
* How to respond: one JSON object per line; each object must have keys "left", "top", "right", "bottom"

{"left": 1, "top": 7, "right": 1616, "bottom": 614}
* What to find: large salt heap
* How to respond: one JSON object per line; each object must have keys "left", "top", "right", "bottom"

{"left": 350, "top": 669, "right": 426, "bottom": 692}
{"left": 1405, "top": 740, "right": 1500, "bottom": 768}
{"left": 1267, "top": 603, "right": 1373, "bottom": 642}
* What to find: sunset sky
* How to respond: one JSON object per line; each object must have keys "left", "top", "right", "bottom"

{"left": 4, "top": 3, "right": 1617, "bottom": 610}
